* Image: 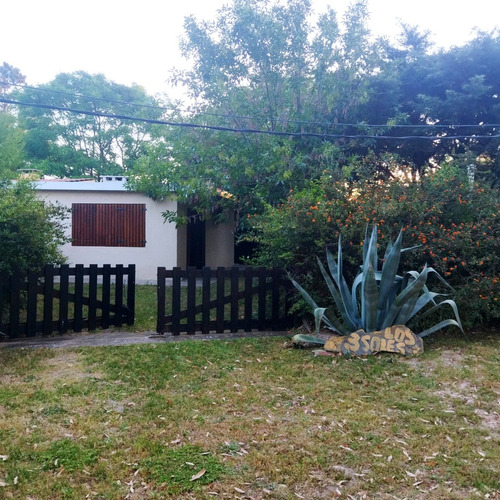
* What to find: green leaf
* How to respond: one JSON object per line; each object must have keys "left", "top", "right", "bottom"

{"left": 327, "top": 245, "right": 360, "bottom": 327}
{"left": 377, "top": 230, "right": 402, "bottom": 314}
{"left": 316, "top": 256, "right": 354, "bottom": 332}
{"left": 381, "top": 266, "right": 430, "bottom": 329}
{"left": 417, "top": 319, "right": 462, "bottom": 338}
{"left": 413, "top": 299, "right": 464, "bottom": 336}
{"left": 362, "top": 262, "right": 379, "bottom": 332}
{"left": 292, "top": 333, "right": 326, "bottom": 345}
{"left": 313, "top": 308, "right": 328, "bottom": 334}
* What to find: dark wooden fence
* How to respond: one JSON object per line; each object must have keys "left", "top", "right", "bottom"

{"left": 0, "top": 264, "right": 135, "bottom": 339}
{"left": 156, "top": 266, "right": 295, "bottom": 335}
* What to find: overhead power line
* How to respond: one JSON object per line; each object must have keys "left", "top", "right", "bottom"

{"left": 4, "top": 82, "right": 500, "bottom": 131}
{"left": 1, "top": 97, "right": 500, "bottom": 142}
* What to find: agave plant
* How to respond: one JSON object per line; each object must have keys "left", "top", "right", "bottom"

{"left": 291, "top": 226, "right": 463, "bottom": 340}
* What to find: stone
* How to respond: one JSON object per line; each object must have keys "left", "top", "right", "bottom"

{"left": 323, "top": 326, "right": 423, "bottom": 356}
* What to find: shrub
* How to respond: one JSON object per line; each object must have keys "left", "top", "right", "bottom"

{"left": 0, "top": 180, "right": 69, "bottom": 274}
{"left": 251, "top": 164, "right": 499, "bottom": 327}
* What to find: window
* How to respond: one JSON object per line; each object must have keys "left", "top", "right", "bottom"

{"left": 72, "top": 203, "right": 146, "bottom": 247}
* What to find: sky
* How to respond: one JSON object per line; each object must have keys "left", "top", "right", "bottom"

{"left": 1, "top": 0, "right": 499, "bottom": 99}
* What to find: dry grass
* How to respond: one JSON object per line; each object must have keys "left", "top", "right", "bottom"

{"left": 0, "top": 331, "right": 498, "bottom": 499}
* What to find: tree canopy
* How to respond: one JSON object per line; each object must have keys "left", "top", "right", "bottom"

{"left": 14, "top": 71, "right": 164, "bottom": 177}
{"left": 1, "top": 0, "right": 499, "bottom": 211}
{"left": 129, "top": 0, "right": 500, "bottom": 231}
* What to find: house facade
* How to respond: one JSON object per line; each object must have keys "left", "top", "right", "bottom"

{"left": 35, "top": 176, "right": 235, "bottom": 282}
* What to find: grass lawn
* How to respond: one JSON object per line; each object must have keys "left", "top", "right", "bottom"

{"left": 0, "top": 332, "right": 498, "bottom": 499}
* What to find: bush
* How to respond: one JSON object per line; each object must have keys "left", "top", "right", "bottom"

{"left": 251, "top": 164, "right": 499, "bottom": 327}
{"left": 0, "top": 180, "right": 69, "bottom": 274}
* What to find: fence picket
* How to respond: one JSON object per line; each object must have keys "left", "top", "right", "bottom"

{"left": 26, "top": 269, "right": 39, "bottom": 337}
{"left": 202, "top": 267, "right": 211, "bottom": 334}
{"left": 102, "top": 264, "right": 111, "bottom": 329}
{"left": 216, "top": 267, "right": 225, "bottom": 334}
{"left": 59, "top": 265, "right": 69, "bottom": 334}
{"left": 172, "top": 267, "right": 181, "bottom": 335}
{"left": 74, "top": 264, "right": 84, "bottom": 332}
{"left": 187, "top": 267, "right": 196, "bottom": 335}
{"left": 9, "top": 271, "right": 21, "bottom": 336}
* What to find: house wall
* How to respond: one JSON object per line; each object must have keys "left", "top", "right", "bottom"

{"left": 205, "top": 215, "right": 235, "bottom": 268}
{"left": 36, "top": 185, "right": 178, "bottom": 283}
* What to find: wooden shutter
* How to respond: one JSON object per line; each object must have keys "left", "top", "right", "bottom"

{"left": 72, "top": 204, "right": 146, "bottom": 247}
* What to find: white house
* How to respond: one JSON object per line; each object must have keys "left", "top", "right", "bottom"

{"left": 35, "top": 176, "right": 235, "bottom": 282}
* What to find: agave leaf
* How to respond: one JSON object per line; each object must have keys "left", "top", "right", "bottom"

{"left": 366, "top": 225, "right": 378, "bottom": 272}
{"left": 314, "top": 306, "right": 349, "bottom": 336}
{"left": 425, "top": 267, "right": 455, "bottom": 290}
{"left": 381, "top": 266, "right": 430, "bottom": 329}
{"left": 290, "top": 278, "right": 347, "bottom": 335}
{"left": 292, "top": 333, "right": 326, "bottom": 345}
{"left": 378, "top": 230, "right": 403, "bottom": 315}
{"left": 313, "top": 307, "right": 328, "bottom": 334}
{"left": 383, "top": 238, "right": 394, "bottom": 262}
{"left": 417, "top": 319, "right": 462, "bottom": 338}
{"left": 362, "top": 225, "right": 370, "bottom": 264}
{"left": 316, "top": 256, "right": 355, "bottom": 332}
{"left": 322, "top": 309, "right": 351, "bottom": 336}
{"left": 401, "top": 244, "right": 422, "bottom": 253}
{"left": 326, "top": 246, "right": 360, "bottom": 327}
{"left": 406, "top": 289, "right": 442, "bottom": 322}
{"left": 394, "top": 288, "right": 421, "bottom": 326}
{"left": 290, "top": 277, "right": 320, "bottom": 311}
{"left": 413, "top": 299, "right": 463, "bottom": 333}
{"left": 362, "top": 262, "right": 379, "bottom": 332}
{"left": 351, "top": 272, "right": 363, "bottom": 323}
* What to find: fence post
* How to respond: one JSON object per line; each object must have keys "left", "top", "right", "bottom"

{"left": 156, "top": 267, "right": 166, "bottom": 334}
{"left": 126, "top": 264, "right": 136, "bottom": 326}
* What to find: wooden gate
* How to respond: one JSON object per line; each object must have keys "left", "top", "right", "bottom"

{"left": 0, "top": 264, "right": 135, "bottom": 339}
{"left": 156, "top": 266, "right": 295, "bottom": 335}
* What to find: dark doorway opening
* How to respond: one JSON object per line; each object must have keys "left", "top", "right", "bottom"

{"left": 186, "top": 212, "right": 205, "bottom": 268}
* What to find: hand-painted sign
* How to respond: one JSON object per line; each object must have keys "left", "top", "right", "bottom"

{"left": 324, "top": 326, "right": 423, "bottom": 356}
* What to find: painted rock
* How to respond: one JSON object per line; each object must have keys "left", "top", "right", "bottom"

{"left": 324, "top": 326, "right": 423, "bottom": 356}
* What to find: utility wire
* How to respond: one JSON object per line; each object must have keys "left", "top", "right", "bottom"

{"left": 4, "top": 82, "right": 500, "bottom": 130}
{"left": 2, "top": 97, "right": 500, "bottom": 141}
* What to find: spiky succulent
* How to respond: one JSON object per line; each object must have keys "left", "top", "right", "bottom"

{"left": 291, "top": 226, "right": 463, "bottom": 339}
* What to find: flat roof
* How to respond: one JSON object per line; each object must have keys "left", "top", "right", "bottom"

{"left": 35, "top": 179, "right": 130, "bottom": 192}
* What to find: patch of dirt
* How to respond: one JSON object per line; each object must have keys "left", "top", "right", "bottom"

{"left": 434, "top": 380, "right": 478, "bottom": 406}
{"left": 402, "top": 348, "right": 466, "bottom": 371}
{"left": 402, "top": 349, "right": 500, "bottom": 436}
{"left": 475, "top": 408, "right": 500, "bottom": 435}
{"left": 40, "top": 351, "right": 103, "bottom": 388}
